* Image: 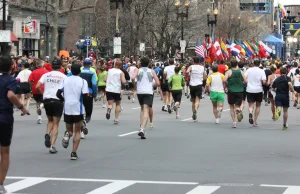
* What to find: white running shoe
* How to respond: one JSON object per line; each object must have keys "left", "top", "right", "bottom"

{"left": 40, "top": 103, "right": 44, "bottom": 108}
{"left": 102, "top": 104, "right": 106, "bottom": 108}
{"left": 37, "top": 119, "right": 42, "bottom": 124}
{"left": 132, "top": 98, "right": 135, "bottom": 103}
{"left": 0, "top": 185, "right": 7, "bottom": 194}
{"left": 121, "top": 107, "right": 124, "bottom": 112}
{"left": 215, "top": 118, "right": 220, "bottom": 124}
{"left": 80, "top": 132, "right": 85, "bottom": 139}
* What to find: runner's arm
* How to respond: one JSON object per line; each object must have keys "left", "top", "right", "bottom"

{"left": 288, "top": 81, "right": 296, "bottom": 93}
{"left": 36, "top": 81, "right": 44, "bottom": 95}
{"left": 120, "top": 72, "right": 127, "bottom": 85}
{"left": 152, "top": 70, "right": 160, "bottom": 86}
{"left": 91, "top": 73, "right": 98, "bottom": 98}
{"left": 56, "top": 89, "right": 64, "bottom": 102}
{"left": 131, "top": 68, "right": 139, "bottom": 81}
{"left": 242, "top": 72, "right": 247, "bottom": 84}
{"left": 7, "top": 90, "right": 28, "bottom": 114}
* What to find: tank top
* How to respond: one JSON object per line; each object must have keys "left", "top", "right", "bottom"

{"left": 105, "top": 68, "right": 122, "bottom": 93}
{"left": 294, "top": 75, "right": 300, "bottom": 87}
{"left": 128, "top": 66, "right": 137, "bottom": 83}
{"left": 190, "top": 65, "right": 204, "bottom": 86}
{"left": 136, "top": 67, "right": 153, "bottom": 95}
{"left": 228, "top": 69, "right": 244, "bottom": 93}
{"left": 210, "top": 73, "right": 224, "bottom": 92}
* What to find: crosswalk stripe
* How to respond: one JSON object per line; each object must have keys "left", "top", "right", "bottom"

{"left": 283, "top": 187, "right": 300, "bottom": 194}
{"left": 186, "top": 186, "right": 221, "bottom": 194}
{"left": 5, "top": 178, "right": 49, "bottom": 193}
{"left": 86, "top": 181, "right": 136, "bottom": 194}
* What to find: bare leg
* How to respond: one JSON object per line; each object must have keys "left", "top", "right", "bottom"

{"left": 0, "top": 146, "right": 10, "bottom": 185}
{"left": 283, "top": 107, "right": 288, "bottom": 126}
{"left": 149, "top": 107, "right": 153, "bottom": 123}
{"left": 141, "top": 105, "right": 150, "bottom": 129}
{"left": 254, "top": 102, "right": 261, "bottom": 124}
{"left": 51, "top": 117, "right": 61, "bottom": 146}
{"left": 270, "top": 98, "right": 275, "bottom": 119}
{"left": 230, "top": 104, "right": 236, "bottom": 122}
{"left": 212, "top": 102, "right": 218, "bottom": 119}
{"left": 72, "top": 122, "right": 81, "bottom": 153}
{"left": 46, "top": 116, "right": 54, "bottom": 134}
{"left": 25, "top": 93, "right": 31, "bottom": 110}
{"left": 115, "top": 101, "right": 121, "bottom": 120}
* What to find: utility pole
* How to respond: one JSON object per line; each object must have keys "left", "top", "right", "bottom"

{"left": 2, "top": 0, "right": 6, "bottom": 30}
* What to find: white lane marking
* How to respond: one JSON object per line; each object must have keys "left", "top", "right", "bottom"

{"left": 86, "top": 181, "right": 135, "bottom": 194}
{"left": 132, "top": 107, "right": 141, "bottom": 109}
{"left": 6, "top": 178, "right": 49, "bottom": 193}
{"left": 261, "top": 185, "right": 300, "bottom": 194}
{"left": 181, "top": 118, "right": 192, "bottom": 121}
{"left": 223, "top": 109, "right": 230, "bottom": 112}
{"left": 186, "top": 186, "right": 221, "bottom": 194}
{"left": 6, "top": 176, "right": 198, "bottom": 185}
{"left": 261, "top": 184, "right": 296, "bottom": 188}
{"left": 118, "top": 131, "right": 139, "bottom": 137}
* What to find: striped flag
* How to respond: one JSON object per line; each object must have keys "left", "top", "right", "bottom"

{"left": 195, "top": 39, "right": 206, "bottom": 58}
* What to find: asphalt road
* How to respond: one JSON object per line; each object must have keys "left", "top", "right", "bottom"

{"left": 5, "top": 93, "right": 300, "bottom": 194}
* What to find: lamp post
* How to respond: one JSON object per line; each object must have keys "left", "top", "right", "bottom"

{"left": 110, "top": 0, "right": 124, "bottom": 58}
{"left": 175, "top": 0, "right": 190, "bottom": 62}
{"left": 207, "top": 4, "right": 218, "bottom": 42}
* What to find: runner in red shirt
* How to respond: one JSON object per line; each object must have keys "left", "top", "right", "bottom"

{"left": 218, "top": 60, "right": 226, "bottom": 75}
{"left": 28, "top": 59, "right": 48, "bottom": 124}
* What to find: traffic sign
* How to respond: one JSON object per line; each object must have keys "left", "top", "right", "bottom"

{"left": 180, "top": 40, "right": 186, "bottom": 53}
{"left": 114, "top": 37, "right": 121, "bottom": 46}
{"left": 140, "top": 43, "right": 145, "bottom": 52}
{"left": 0, "top": 30, "right": 11, "bottom": 42}
{"left": 85, "top": 36, "right": 91, "bottom": 46}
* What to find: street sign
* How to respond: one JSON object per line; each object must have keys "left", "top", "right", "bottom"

{"left": 114, "top": 46, "right": 121, "bottom": 55}
{"left": 140, "top": 43, "right": 145, "bottom": 52}
{"left": 0, "top": 30, "right": 11, "bottom": 42}
{"left": 114, "top": 37, "right": 121, "bottom": 46}
{"left": 85, "top": 36, "right": 91, "bottom": 46}
{"left": 180, "top": 40, "right": 186, "bottom": 53}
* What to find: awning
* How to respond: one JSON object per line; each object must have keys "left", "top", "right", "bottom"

{"left": 11, "top": 31, "right": 18, "bottom": 42}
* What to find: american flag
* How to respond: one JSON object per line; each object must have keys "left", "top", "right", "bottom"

{"left": 195, "top": 39, "right": 206, "bottom": 58}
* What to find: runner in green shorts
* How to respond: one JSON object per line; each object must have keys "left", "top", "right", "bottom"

{"left": 205, "top": 64, "right": 225, "bottom": 124}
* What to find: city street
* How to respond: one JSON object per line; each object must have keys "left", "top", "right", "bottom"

{"left": 6, "top": 94, "right": 300, "bottom": 194}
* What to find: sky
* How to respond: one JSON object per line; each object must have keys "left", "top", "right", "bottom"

{"left": 274, "top": 0, "right": 300, "bottom": 6}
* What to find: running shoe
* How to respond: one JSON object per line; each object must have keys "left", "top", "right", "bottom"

{"left": 253, "top": 123, "right": 258, "bottom": 127}
{"left": 71, "top": 152, "right": 79, "bottom": 160}
{"left": 149, "top": 123, "right": 154, "bottom": 128}
{"left": 40, "top": 103, "right": 44, "bottom": 108}
{"left": 0, "top": 185, "right": 7, "bottom": 194}
{"left": 167, "top": 105, "right": 172, "bottom": 114}
{"left": 114, "top": 120, "right": 119, "bottom": 125}
{"left": 293, "top": 101, "right": 297, "bottom": 107}
{"left": 215, "top": 118, "right": 220, "bottom": 124}
{"left": 44, "top": 134, "right": 51, "bottom": 148}
{"left": 81, "top": 121, "right": 88, "bottom": 135}
{"left": 274, "top": 108, "right": 281, "bottom": 121}
{"left": 249, "top": 113, "right": 254, "bottom": 124}
{"left": 132, "top": 98, "right": 135, "bottom": 103}
{"left": 187, "top": 94, "right": 190, "bottom": 99}
{"left": 173, "top": 104, "right": 178, "bottom": 112}
{"left": 98, "top": 95, "right": 102, "bottom": 101}
{"left": 138, "top": 128, "right": 146, "bottom": 139}
{"left": 265, "top": 101, "right": 268, "bottom": 106}
{"left": 62, "top": 131, "right": 70, "bottom": 149}
{"left": 102, "top": 104, "right": 106, "bottom": 108}
{"left": 297, "top": 104, "right": 300, "bottom": 109}
{"left": 192, "top": 110, "right": 197, "bottom": 121}
{"left": 232, "top": 122, "right": 237, "bottom": 128}
{"left": 217, "top": 110, "right": 222, "bottom": 118}
{"left": 49, "top": 146, "right": 58, "bottom": 154}
{"left": 80, "top": 131, "right": 85, "bottom": 139}
{"left": 272, "top": 116, "right": 275, "bottom": 121}
{"left": 106, "top": 108, "right": 111, "bottom": 120}
{"left": 185, "top": 93, "right": 187, "bottom": 96}
{"left": 176, "top": 114, "right": 179, "bottom": 119}
{"left": 282, "top": 124, "right": 288, "bottom": 130}
{"left": 85, "top": 117, "right": 91, "bottom": 123}
{"left": 37, "top": 119, "right": 42, "bottom": 124}
{"left": 121, "top": 107, "right": 124, "bottom": 112}
{"left": 237, "top": 110, "right": 243, "bottom": 122}
{"left": 37, "top": 108, "right": 42, "bottom": 115}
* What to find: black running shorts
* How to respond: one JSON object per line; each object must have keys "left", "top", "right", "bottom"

{"left": 106, "top": 92, "right": 121, "bottom": 102}
{"left": 294, "top": 86, "right": 300, "bottom": 93}
{"left": 227, "top": 92, "right": 243, "bottom": 106}
{"left": 247, "top": 92, "right": 263, "bottom": 103}
{"left": 44, "top": 99, "right": 64, "bottom": 117}
{"left": 275, "top": 93, "right": 290, "bottom": 108}
{"left": 190, "top": 85, "right": 202, "bottom": 99}
{"left": 137, "top": 94, "right": 154, "bottom": 107}
{"left": 98, "top": 86, "right": 106, "bottom": 92}
{"left": 33, "top": 94, "right": 43, "bottom": 103}
{"left": 17, "top": 82, "right": 31, "bottom": 94}
{"left": 0, "top": 122, "right": 13, "bottom": 147}
{"left": 172, "top": 90, "right": 182, "bottom": 103}
{"left": 64, "top": 114, "right": 84, "bottom": 124}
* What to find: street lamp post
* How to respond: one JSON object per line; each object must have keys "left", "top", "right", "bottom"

{"left": 175, "top": 0, "right": 190, "bottom": 62}
{"left": 207, "top": 6, "right": 218, "bottom": 42}
{"left": 110, "top": 0, "right": 124, "bottom": 58}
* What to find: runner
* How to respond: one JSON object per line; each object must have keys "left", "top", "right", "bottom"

{"left": 127, "top": 61, "right": 138, "bottom": 103}
{"left": 186, "top": 57, "right": 207, "bottom": 122}
{"left": 205, "top": 64, "right": 225, "bottom": 124}
{"left": 183, "top": 62, "right": 191, "bottom": 99}
{"left": 293, "top": 69, "right": 300, "bottom": 109}
{"left": 28, "top": 59, "right": 48, "bottom": 124}
{"left": 168, "top": 64, "right": 185, "bottom": 119}
{"left": 105, "top": 59, "right": 127, "bottom": 124}
{"left": 245, "top": 59, "right": 266, "bottom": 127}
{"left": 272, "top": 67, "right": 296, "bottom": 130}
{"left": 97, "top": 64, "right": 108, "bottom": 108}
{"left": 0, "top": 55, "right": 29, "bottom": 194}
{"left": 57, "top": 62, "right": 89, "bottom": 160}
{"left": 37, "top": 59, "right": 66, "bottom": 154}
{"left": 267, "top": 66, "right": 279, "bottom": 120}
{"left": 288, "top": 62, "right": 298, "bottom": 107}
{"left": 163, "top": 59, "right": 176, "bottom": 113}
{"left": 131, "top": 57, "right": 160, "bottom": 139}
{"left": 16, "top": 62, "right": 32, "bottom": 114}
{"left": 224, "top": 60, "right": 247, "bottom": 128}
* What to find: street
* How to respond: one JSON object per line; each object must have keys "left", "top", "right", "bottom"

{"left": 6, "top": 94, "right": 300, "bottom": 194}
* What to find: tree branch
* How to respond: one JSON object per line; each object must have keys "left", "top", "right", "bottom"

{"left": 58, "top": 0, "right": 98, "bottom": 15}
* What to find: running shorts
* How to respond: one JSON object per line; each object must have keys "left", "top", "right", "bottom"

{"left": 0, "top": 122, "right": 13, "bottom": 147}
{"left": 17, "top": 82, "right": 31, "bottom": 94}
{"left": 64, "top": 114, "right": 84, "bottom": 124}
{"left": 137, "top": 94, "right": 154, "bottom": 107}
{"left": 190, "top": 85, "right": 202, "bottom": 99}
{"left": 294, "top": 86, "right": 300, "bottom": 93}
{"left": 161, "top": 81, "right": 169, "bottom": 92}
{"left": 106, "top": 92, "right": 121, "bottom": 102}
{"left": 128, "top": 82, "right": 136, "bottom": 90}
{"left": 247, "top": 92, "right": 263, "bottom": 103}
{"left": 275, "top": 93, "right": 290, "bottom": 108}
{"left": 227, "top": 92, "right": 243, "bottom": 106}
{"left": 98, "top": 86, "right": 106, "bottom": 92}
{"left": 172, "top": 90, "right": 182, "bottom": 103}
{"left": 44, "top": 99, "right": 64, "bottom": 117}
{"left": 33, "top": 94, "right": 43, "bottom": 103}
{"left": 210, "top": 91, "right": 225, "bottom": 103}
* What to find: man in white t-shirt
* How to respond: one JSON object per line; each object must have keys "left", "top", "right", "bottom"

{"left": 37, "top": 59, "right": 67, "bottom": 154}
{"left": 57, "top": 62, "right": 89, "bottom": 160}
{"left": 245, "top": 60, "right": 266, "bottom": 127}
{"left": 287, "top": 62, "right": 298, "bottom": 106}
{"left": 105, "top": 59, "right": 127, "bottom": 124}
{"left": 127, "top": 61, "right": 137, "bottom": 103}
{"left": 163, "top": 59, "right": 176, "bottom": 113}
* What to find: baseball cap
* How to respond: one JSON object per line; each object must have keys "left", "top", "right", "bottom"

{"left": 71, "top": 63, "right": 81, "bottom": 75}
{"left": 84, "top": 58, "right": 92, "bottom": 64}
{"left": 52, "top": 59, "right": 62, "bottom": 69}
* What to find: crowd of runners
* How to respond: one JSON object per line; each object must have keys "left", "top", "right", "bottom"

{"left": 0, "top": 54, "right": 300, "bottom": 193}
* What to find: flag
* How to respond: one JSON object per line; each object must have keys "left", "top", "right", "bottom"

{"left": 226, "top": 40, "right": 232, "bottom": 58}
{"left": 230, "top": 42, "right": 242, "bottom": 56}
{"left": 279, "top": 4, "right": 286, "bottom": 18}
{"left": 234, "top": 40, "right": 246, "bottom": 56}
{"left": 211, "top": 39, "right": 223, "bottom": 61}
{"left": 195, "top": 39, "right": 206, "bottom": 58}
{"left": 249, "top": 41, "right": 259, "bottom": 55}
{"left": 220, "top": 40, "right": 228, "bottom": 59}
{"left": 241, "top": 41, "right": 253, "bottom": 58}
{"left": 259, "top": 41, "right": 272, "bottom": 54}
